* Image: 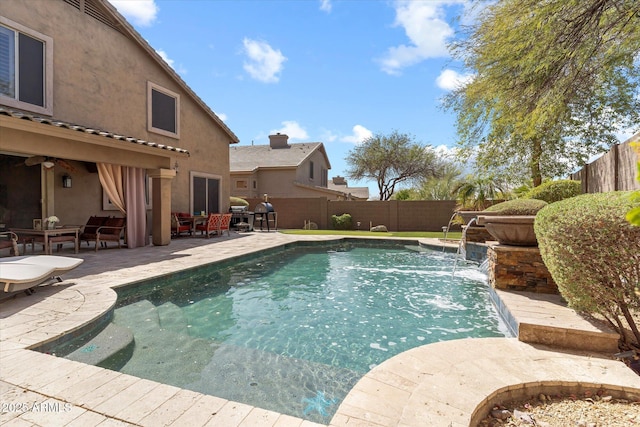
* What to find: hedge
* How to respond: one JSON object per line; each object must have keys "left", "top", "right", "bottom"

{"left": 535, "top": 191, "right": 640, "bottom": 347}
{"left": 483, "top": 198, "right": 547, "bottom": 215}
{"left": 523, "top": 179, "right": 581, "bottom": 204}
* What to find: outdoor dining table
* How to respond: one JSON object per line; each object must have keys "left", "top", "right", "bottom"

{"left": 185, "top": 215, "right": 207, "bottom": 235}
{"left": 11, "top": 227, "right": 81, "bottom": 255}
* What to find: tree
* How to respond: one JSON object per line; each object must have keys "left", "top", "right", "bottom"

{"left": 445, "top": 0, "right": 640, "bottom": 186}
{"left": 346, "top": 131, "right": 441, "bottom": 201}
{"left": 451, "top": 175, "right": 508, "bottom": 210}
{"left": 416, "top": 161, "right": 463, "bottom": 200}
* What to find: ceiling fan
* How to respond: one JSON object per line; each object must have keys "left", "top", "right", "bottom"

{"left": 22, "top": 156, "right": 77, "bottom": 172}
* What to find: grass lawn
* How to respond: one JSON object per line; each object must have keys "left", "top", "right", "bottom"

{"left": 279, "top": 229, "right": 462, "bottom": 239}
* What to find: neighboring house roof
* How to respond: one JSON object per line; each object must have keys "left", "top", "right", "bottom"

{"left": 94, "top": 0, "right": 239, "bottom": 144}
{"left": 327, "top": 177, "right": 370, "bottom": 200}
{"left": 230, "top": 143, "right": 330, "bottom": 172}
{"left": 0, "top": 107, "right": 190, "bottom": 155}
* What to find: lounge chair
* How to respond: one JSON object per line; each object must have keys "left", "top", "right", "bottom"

{"left": 0, "top": 255, "right": 83, "bottom": 293}
{"left": 195, "top": 213, "right": 221, "bottom": 238}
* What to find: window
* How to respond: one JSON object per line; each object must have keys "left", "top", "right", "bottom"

{"left": 0, "top": 17, "right": 53, "bottom": 115}
{"left": 191, "top": 172, "right": 220, "bottom": 214}
{"left": 309, "top": 161, "right": 314, "bottom": 180}
{"left": 147, "top": 81, "right": 180, "bottom": 138}
{"left": 235, "top": 180, "right": 248, "bottom": 189}
{"left": 321, "top": 167, "right": 328, "bottom": 187}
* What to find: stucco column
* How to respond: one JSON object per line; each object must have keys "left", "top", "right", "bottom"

{"left": 148, "top": 168, "right": 176, "bottom": 246}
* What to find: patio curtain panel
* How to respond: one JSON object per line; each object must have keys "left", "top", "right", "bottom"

{"left": 98, "top": 163, "right": 148, "bottom": 249}
{"left": 97, "top": 163, "right": 125, "bottom": 214}
{"left": 124, "top": 167, "right": 148, "bottom": 248}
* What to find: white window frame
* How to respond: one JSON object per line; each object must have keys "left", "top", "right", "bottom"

{"left": 147, "top": 81, "right": 180, "bottom": 139}
{"left": 190, "top": 171, "right": 222, "bottom": 215}
{"left": 0, "top": 17, "right": 53, "bottom": 115}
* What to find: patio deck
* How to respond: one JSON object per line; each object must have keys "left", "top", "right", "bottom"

{"left": 1, "top": 233, "right": 638, "bottom": 426}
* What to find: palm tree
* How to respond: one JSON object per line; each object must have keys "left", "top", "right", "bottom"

{"left": 451, "top": 175, "right": 508, "bottom": 210}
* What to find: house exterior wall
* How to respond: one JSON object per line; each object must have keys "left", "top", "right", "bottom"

{"left": 295, "top": 150, "right": 329, "bottom": 188}
{"left": 1, "top": 0, "right": 234, "bottom": 228}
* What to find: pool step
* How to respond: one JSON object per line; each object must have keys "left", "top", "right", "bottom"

{"left": 65, "top": 323, "right": 134, "bottom": 366}
{"left": 157, "top": 301, "right": 189, "bottom": 334}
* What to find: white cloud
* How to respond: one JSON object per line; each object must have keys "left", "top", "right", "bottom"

{"left": 379, "top": 0, "right": 460, "bottom": 75}
{"left": 319, "top": 0, "right": 332, "bottom": 13}
{"left": 108, "top": 0, "right": 158, "bottom": 27}
{"left": 341, "top": 125, "right": 373, "bottom": 144}
{"left": 271, "top": 121, "right": 309, "bottom": 141}
{"left": 216, "top": 112, "right": 228, "bottom": 122}
{"left": 242, "top": 38, "right": 287, "bottom": 83}
{"left": 436, "top": 69, "right": 474, "bottom": 90}
{"left": 156, "top": 49, "right": 187, "bottom": 75}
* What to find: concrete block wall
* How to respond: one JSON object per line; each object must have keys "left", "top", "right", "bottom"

{"left": 242, "top": 198, "right": 458, "bottom": 231}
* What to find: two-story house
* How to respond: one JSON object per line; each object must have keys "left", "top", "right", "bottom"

{"left": 230, "top": 133, "right": 357, "bottom": 200}
{"left": 0, "top": 0, "right": 238, "bottom": 246}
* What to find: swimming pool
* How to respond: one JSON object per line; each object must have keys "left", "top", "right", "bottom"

{"left": 52, "top": 240, "right": 509, "bottom": 424}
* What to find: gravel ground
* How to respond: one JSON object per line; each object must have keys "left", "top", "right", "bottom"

{"left": 478, "top": 391, "right": 640, "bottom": 427}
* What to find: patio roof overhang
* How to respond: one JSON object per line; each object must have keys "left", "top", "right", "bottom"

{"left": 0, "top": 108, "right": 189, "bottom": 169}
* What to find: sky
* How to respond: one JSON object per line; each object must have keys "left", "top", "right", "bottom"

{"left": 107, "top": 0, "right": 477, "bottom": 198}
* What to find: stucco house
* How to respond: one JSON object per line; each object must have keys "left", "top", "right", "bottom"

{"left": 0, "top": 0, "right": 238, "bottom": 246}
{"left": 230, "top": 133, "right": 365, "bottom": 200}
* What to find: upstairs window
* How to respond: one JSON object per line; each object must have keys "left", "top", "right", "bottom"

{"left": 147, "top": 81, "right": 180, "bottom": 138}
{"left": 309, "top": 161, "right": 315, "bottom": 180}
{"left": 0, "top": 18, "right": 53, "bottom": 115}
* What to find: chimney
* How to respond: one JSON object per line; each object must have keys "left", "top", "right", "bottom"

{"left": 269, "top": 133, "right": 290, "bottom": 149}
{"left": 332, "top": 176, "right": 346, "bottom": 185}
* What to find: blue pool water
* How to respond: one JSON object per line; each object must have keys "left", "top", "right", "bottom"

{"left": 56, "top": 241, "right": 509, "bottom": 424}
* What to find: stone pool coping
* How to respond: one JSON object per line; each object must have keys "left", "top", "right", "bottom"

{"left": 1, "top": 233, "right": 638, "bottom": 426}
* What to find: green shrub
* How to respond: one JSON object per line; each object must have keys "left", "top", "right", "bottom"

{"left": 230, "top": 196, "right": 249, "bottom": 207}
{"left": 535, "top": 191, "right": 640, "bottom": 347}
{"left": 482, "top": 198, "right": 547, "bottom": 215}
{"left": 331, "top": 213, "right": 352, "bottom": 230}
{"left": 523, "top": 179, "right": 582, "bottom": 203}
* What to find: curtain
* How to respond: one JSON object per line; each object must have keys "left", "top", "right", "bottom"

{"left": 97, "top": 163, "right": 148, "bottom": 249}
{"left": 97, "top": 163, "right": 125, "bottom": 214}
{"left": 124, "top": 167, "right": 148, "bottom": 248}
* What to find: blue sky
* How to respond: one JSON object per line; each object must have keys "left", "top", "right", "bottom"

{"left": 108, "top": 0, "right": 476, "bottom": 196}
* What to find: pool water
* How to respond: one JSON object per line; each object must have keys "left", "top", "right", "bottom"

{"left": 57, "top": 242, "right": 509, "bottom": 424}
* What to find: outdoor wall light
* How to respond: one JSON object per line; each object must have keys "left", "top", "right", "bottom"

{"left": 174, "top": 160, "right": 179, "bottom": 174}
{"left": 62, "top": 174, "right": 72, "bottom": 188}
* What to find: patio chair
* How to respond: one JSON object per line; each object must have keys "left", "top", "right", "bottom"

{"left": 171, "top": 213, "right": 192, "bottom": 237}
{"left": 0, "top": 231, "right": 19, "bottom": 256}
{"left": 81, "top": 216, "right": 126, "bottom": 251}
{"left": 79, "top": 216, "right": 109, "bottom": 247}
{"left": 0, "top": 255, "right": 83, "bottom": 293}
{"left": 218, "top": 213, "right": 232, "bottom": 236}
{"left": 195, "top": 213, "right": 221, "bottom": 238}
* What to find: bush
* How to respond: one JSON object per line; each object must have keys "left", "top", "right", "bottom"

{"left": 523, "top": 179, "right": 582, "bottom": 203}
{"left": 230, "top": 196, "right": 249, "bottom": 207}
{"left": 483, "top": 198, "right": 547, "bottom": 215}
{"left": 331, "top": 213, "right": 352, "bottom": 230}
{"left": 535, "top": 191, "right": 640, "bottom": 347}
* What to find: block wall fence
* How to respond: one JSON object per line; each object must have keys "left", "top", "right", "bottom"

{"left": 244, "top": 198, "right": 459, "bottom": 231}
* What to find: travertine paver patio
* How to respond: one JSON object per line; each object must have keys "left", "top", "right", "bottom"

{"left": 1, "top": 233, "right": 639, "bottom": 427}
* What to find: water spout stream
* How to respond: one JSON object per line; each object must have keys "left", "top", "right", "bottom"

{"left": 452, "top": 217, "right": 476, "bottom": 276}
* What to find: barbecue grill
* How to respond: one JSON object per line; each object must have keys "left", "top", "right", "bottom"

{"left": 230, "top": 206, "right": 254, "bottom": 231}
{"left": 254, "top": 202, "right": 277, "bottom": 231}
